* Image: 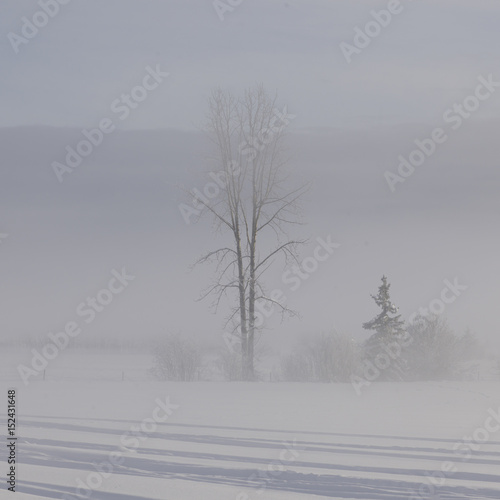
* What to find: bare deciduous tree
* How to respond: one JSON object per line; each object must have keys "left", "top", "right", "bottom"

{"left": 193, "top": 85, "right": 306, "bottom": 380}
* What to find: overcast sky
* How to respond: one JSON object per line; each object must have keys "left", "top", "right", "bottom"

{"left": 1, "top": 0, "right": 499, "bottom": 352}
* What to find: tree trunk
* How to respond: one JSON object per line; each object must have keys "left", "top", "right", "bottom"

{"left": 247, "top": 162, "right": 258, "bottom": 381}
{"left": 235, "top": 221, "right": 249, "bottom": 381}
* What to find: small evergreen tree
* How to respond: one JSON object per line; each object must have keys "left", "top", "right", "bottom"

{"left": 362, "top": 275, "right": 406, "bottom": 380}
{"left": 363, "top": 276, "right": 405, "bottom": 337}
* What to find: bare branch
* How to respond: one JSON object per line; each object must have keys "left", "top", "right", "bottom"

{"left": 255, "top": 240, "right": 306, "bottom": 272}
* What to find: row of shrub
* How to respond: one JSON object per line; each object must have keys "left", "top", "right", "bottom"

{"left": 151, "top": 316, "right": 497, "bottom": 382}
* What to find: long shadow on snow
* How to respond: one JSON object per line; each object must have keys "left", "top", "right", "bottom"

{"left": 19, "top": 437, "right": 500, "bottom": 491}
{"left": 15, "top": 450, "right": 500, "bottom": 500}
{"left": 14, "top": 413, "right": 500, "bottom": 446}
{"left": 18, "top": 480, "right": 158, "bottom": 500}
{"left": 19, "top": 419, "right": 500, "bottom": 465}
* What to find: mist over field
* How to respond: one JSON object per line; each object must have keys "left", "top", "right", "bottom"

{"left": 1, "top": 123, "right": 499, "bottom": 350}
{"left": 1, "top": 1, "right": 499, "bottom": 499}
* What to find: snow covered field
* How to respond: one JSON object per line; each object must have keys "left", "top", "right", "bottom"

{"left": 1, "top": 368, "right": 500, "bottom": 499}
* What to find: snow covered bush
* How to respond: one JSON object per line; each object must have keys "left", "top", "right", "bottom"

{"left": 281, "top": 350, "right": 314, "bottom": 382}
{"left": 281, "top": 331, "right": 360, "bottom": 382}
{"left": 215, "top": 341, "right": 270, "bottom": 381}
{"left": 215, "top": 347, "right": 242, "bottom": 381}
{"left": 152, "top": 334, "right": 202, "bottom": 381}
{"left": 404, "top": 315, "right": 461, "bottom": 380}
